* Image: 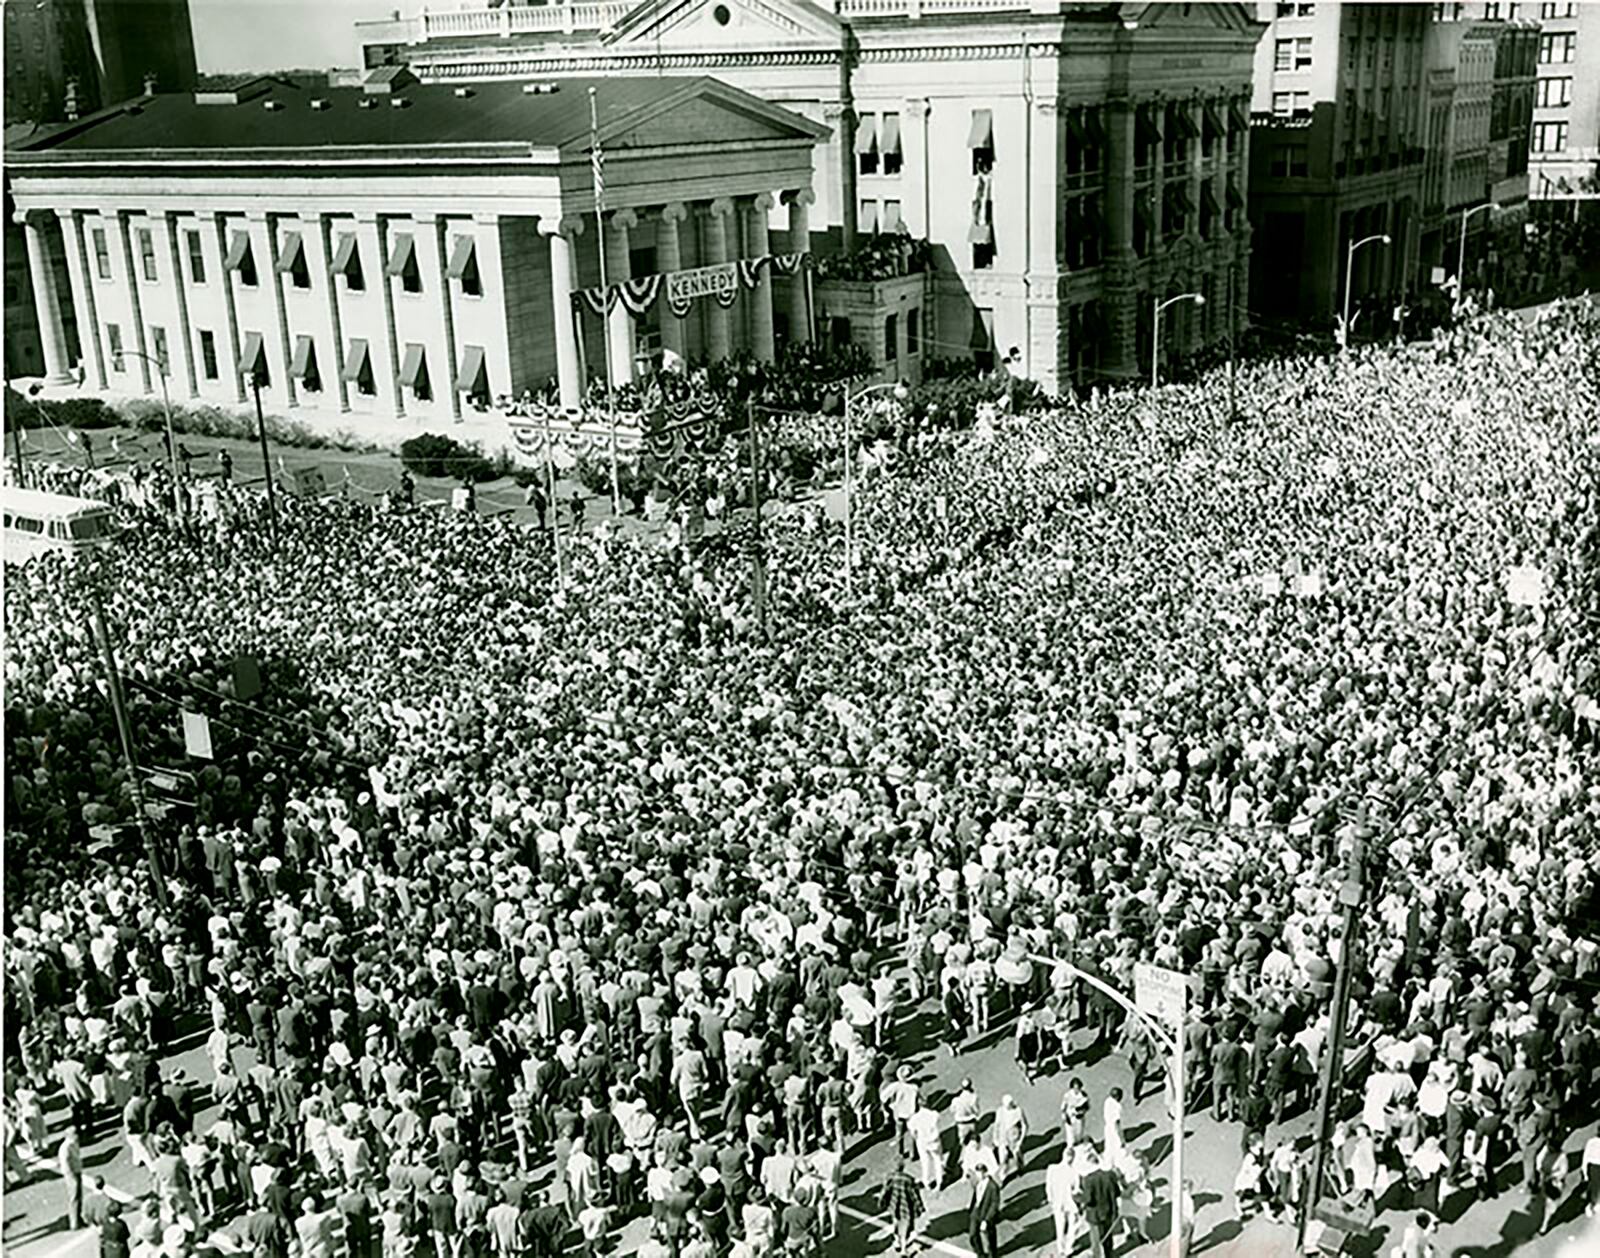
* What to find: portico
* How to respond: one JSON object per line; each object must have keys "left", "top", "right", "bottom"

{"left": 6, "top": 74, "right": 826, "bottom": 422}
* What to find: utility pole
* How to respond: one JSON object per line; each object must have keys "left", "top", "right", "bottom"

{"left": 88, "top": 586, "right": 169, "bottom": 910}
{"left": 1298, "top": 828, "right": 1367, "bottom": 1250}
{"left": 249, "top": 369, "right": 280, "bottom": 550}
{"left": 542, "top": 405, "right": 566, "bottom": 588}
{"left": 9, "top": 413, "right": 27, "bottom": 487}
{"left": 1227, "top": 262, "right": 1239, "bottom": 425}
{"left": 747, "top": 398, "right": 769, "bottom": 637}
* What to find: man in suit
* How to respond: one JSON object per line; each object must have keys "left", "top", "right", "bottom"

{"left": 1079, "top": 1148, "right": 1122, "bottom": 1258}
{"left": 967, "top": 1162, "right": 1000, "bottom": 1258}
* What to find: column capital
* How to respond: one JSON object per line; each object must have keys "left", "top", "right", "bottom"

{"left": 298, "top": 211, "right": 327, "bottom": 229}
{"left": 15, "top": 207, "right": 59, "bottom": 228}
{"left": 412, "top": 211, "right": 440, "bottom": 225}
{"left": 709, "top": 197, "right": 737, "bottom": 219}
{"left": 610, "top": 207, "right": 639, "bottom": 232}
{"left": 749, "top": 192, "right": 775, "bottom": 215}
{"left": 1035, "top": 98, "right": 1060, "bottom": 117}
{"left": 781, "top": 187, "right": 816, "bottom": 209}
{"left": 822, "top": 103, "right": 848, "bottom": 123}
{"left": 659, "top": 202, "right": 689, "bottom": 225}
{"left": 903, "top": 97, "right": 930, "bottom": 120}
{"left": 354, "top": 211, "right": 383, "bottom": 225}
{"left": 244, "top": 210, "right": 271, "bottom": 224}
{"left": 538, "top": 215, "right": 585, "bottom": 239}
{"left": 472, "top": 212, "right": 501, "bottom": 227}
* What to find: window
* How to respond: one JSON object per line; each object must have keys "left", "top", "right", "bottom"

{"left": 880, "top": 113, "right": 903, "bottom": 177}
{"left": 882, "top": 200, "right": 904, "bottom": 234}
{"left": 199, "top": 329, "right": 218, "bottom": 380}
{"left": 240, "top": 331, "right": 269, "bottom": 387}
{"left": 387, "top": 234, "right": 422, "bottom": 294}
{"left": 907, "top": 308, "right": 919, "bottom": 358}
{"left": 1540, "top": 1, "right": 1555, "bottom": 17}
{"left": 1275, "top": 37, "right": 1313, "bottom": 70}
{"left": 457, "top": 345, "right": 490, "bottom": 408}
{"left": 150, "top": 326, "right": 168, "bottom": 374}
{"left": 291, "top": 336, "right": 321, "bottom": 393}
{"left": 400, "top": 342, "right": 430, "bottom": 400}
{"left": 107, "top": 323, "right": 123, "bottom": 372}
{"left": 856, "top": 113, "right": 878, "bottom": 176}
{"left": 1484, "top": 1, "right": 1502, "bottom": 17}
{"left": 859, "top": 199, "right": 879, "bottom": 237}
{"left": 186, "top": 231, "right": 206, "bottom": 284}
{"left": 225, "top": 231, "right": 258, "bottom": 287}
{"left": 137, "top": 229, "right": 157, "bottom": 282}
{"left": 447, "top": 237, "right": 482, "bottom": 297}
{"left": 829, "top": 317, "right": 852, "bottom": 352}
{"left": 92, "top": 227, "right": 111, "bottom": 280}
{"left": 1276, "top": 0, "right": 1313, "bottom": 13}
{"left": 1539, "top": 32, "right": 1576, "bottom": 63}
{"left": 276, "top": 233, "right": 311, "bottom": 290}
{"left": 973, "top": 308, "right": 995, "bottom": 373}
{"left": 1272, "top": 91, "right": 1310, "bottom": 117}
{"left": 1538, "top": 77, "right": 1572, "bottom": 108}
{"left": 969, "top": 109, "right": 994, "bottom": 175}
{"left": 884, "top": 312, "right": 897, "bottom": 363}
{"left": 1533, "top": 121, "right": 1568, "bottom": 151}
{"left": 970, "top": 192, "right": 994, "bottom": 270}
{"left": 342, "top": 339, "right": 376, "bottom": 396}
{"left": 1269, "top": 143, "right": 1310, "bottom": 177}
{"left": 332, "top": 233, "right": 365, "bottom": 292}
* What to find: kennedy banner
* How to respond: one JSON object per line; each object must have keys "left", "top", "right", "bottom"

{"left": 575, "top": 253, "right": 808, "bottom": 320}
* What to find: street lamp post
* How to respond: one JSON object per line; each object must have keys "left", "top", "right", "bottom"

{"left": 842, "top": 379, "right": 907, "bottom": 604}
{"left": 1341, "top": 233, "right": 1391, "bottom": 352}
{"left": 1458, "top": 202, "right": 1497, "bottom": 310}
{"left": 114, "top": 350, "right": 182, "bottom": 513}
{"left": 247, "top": 368, "right": 281, "bottom": 551}
{"left": 1151, "top": 292, "right": 1205, "bottom": 391}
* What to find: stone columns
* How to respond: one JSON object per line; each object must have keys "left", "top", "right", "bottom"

{"left": 656, "top": 203, "right": 688, "bottom": 362}
{"left": 745, "top": 193, "right": 775, "bottom": 364}
{"left": 703, "top": 198, "right": 735, "bottom": 361}
{"left": 781, "top": 188, "right": 814, "bottom": 345}
{"left": 255, "top": 211, "right": 296, "bottom": 407}
{"left": 366, "top": 213, "right": 404, "bottom": 418}
{"left": 903, "top": 98, "right": 931, "bottom": 238}
{"left": 57, "top": 210, "right": 106, "bottom": 388}
{"left": 108, "top": 210, "right": 152, "bottom": 393}
{"left": 421, "top": 213, "right": 461, "bottom": 421}
{"left": 540, "top": 216, "right": 584, "bottom": 410}
{"left": 211, "top": 213, "right": 246, "bottom": 401}
{"left": 472, "top": 212, "right": 509, "bottom": 404}
{"left": 162, "top": 213, "right": 200, "bottom": 398}
{"left": 18, "top": 211, "right": 75, "bottom": 384}
{"left": 306, "top": 212, "right": 349, "bottom": 413}
{"left": 603, "top": 207, "right": 637, "bottom": 387}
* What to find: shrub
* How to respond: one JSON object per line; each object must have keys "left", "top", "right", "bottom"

{"left": 399, "top": 433, "right": 496, "bottom": 483}
{"left": 3, "top": 388, "right": 118, "bottom": 432}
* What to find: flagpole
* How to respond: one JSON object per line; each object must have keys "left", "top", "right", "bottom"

{"left": 590, "top": 86, "right": 623, "bottom": 519}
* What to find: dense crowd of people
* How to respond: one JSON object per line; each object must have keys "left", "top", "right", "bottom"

{"left": 4, "top": 300, "right": 1600, "bottom": 1258}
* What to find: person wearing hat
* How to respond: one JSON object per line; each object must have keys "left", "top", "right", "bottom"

{"left": 966, "top": 1160, "right": 1000, "bottom": 1258}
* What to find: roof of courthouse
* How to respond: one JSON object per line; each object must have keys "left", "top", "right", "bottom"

{"left": 6, "top": 73, "right": 827, "bottom": 162}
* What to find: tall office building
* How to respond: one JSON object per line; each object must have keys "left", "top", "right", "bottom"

{"left": 1526, "top": 0, "right": 1600, "bottom": 206}
{"left": 1247, "top": 1, "right": 1430, "bottom": 331}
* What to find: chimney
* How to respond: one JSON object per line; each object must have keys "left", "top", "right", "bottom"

{"left": 65, "top": 76, "right": 80, "bottom": 122}
{"left": 142, "top": 71, "right": 157, "bottom": 97}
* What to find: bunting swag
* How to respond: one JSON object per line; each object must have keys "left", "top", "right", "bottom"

{"left": 573, "top": 252, "right": 809, "bottom": 319}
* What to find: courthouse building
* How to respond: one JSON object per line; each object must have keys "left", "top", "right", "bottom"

{"left": 352, "top": 0, "right": 1265, "bottom": 395}
{"left": 6, "top": 73, "right": 825, "bottom": 416}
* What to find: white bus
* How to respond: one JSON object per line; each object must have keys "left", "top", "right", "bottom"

{"left": 2, "top": 486, "right": 118, "bottom": 563}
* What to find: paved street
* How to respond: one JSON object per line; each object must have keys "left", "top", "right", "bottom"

{"left": 6, "top": 970, "right": 1598, "bottom": 1258}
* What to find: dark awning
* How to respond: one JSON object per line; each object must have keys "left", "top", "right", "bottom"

{"left": 1137, "top": 107, "right": 1162, "bottom": 148}
{"left": 1201, "top": 183, "right": 1222, "bottom": 215}
{"left": 224, "top": 230, "right": 252, "bottom": 270}
{"left": 239, "top": 331, "right": 266, "bottom": 375}
{"left": 1174, "top": 107, "right": 1200, "bottom": 140}
{"left": 968, "top": 108, "right": 994, "bottom": 149}
{"left": 456, "top": 345, "right": 487, "bottom": 394}
{"left": 289, "top": 335, "right": 316, "bottom": 379}
{"left": 1226, "top": 180, "right": 1245, "bottom": 209}
{"left": 446, "top": 235, "right": 476, "bottom": 280}
{"left": 275, "top": 232, "right": 304, "bottom": 274}
{"left": 399, "top": 342, "right": 426, "bottom": 388}
{"left": 1229, "top": 98, "right": 1250, "bottom": 133}
{"left": 1203, "top": 101, "right": 1223, "bottom": 137}
{"left": 386, "top": 233, "right": 415, "bottom": 277}
{"left": 340, "top": 339, "right": 370, "bottom": 382}
{"left": 331, "top": 233, "right": 360, "bottom": 275}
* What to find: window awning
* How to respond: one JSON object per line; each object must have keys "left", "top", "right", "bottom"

{"left": 290, "top": 335, "right": 316, "bottom": 379}
{"left": 275, "top": 232, "right": 304, "bottom": 273}
{"left": 858, "top": 200, "right": 879, "bottom": 236}
{"left": 882, "top": 201, "right": 904, "bottom": 234}
{"left": 239, "top": 331, "right": 266, "bottom": 375}
{"left": 1229, "top": 98, "right": 1250, "bottom": 133}
{"left": 968, "top": 108, "right": 994, "bottom": 150}
{"left": 855, "top": 113, "right": 878, "bottom": 155}
{"left": 1167, "top": 183, "right": 1194, "bottom": 213}
{"left": 1201, "top": 183, "right": 1222, "bottom": 215}
{"left": 341, "top": 339, "right": 370, "bottom": 382}
{"left": 331, "top": 233, "right": 360, "bottom": 275}
{"left": 1203, "top": 101, "right": 1223, "bottom": 137}
{"left": 1226, "top": 180, "right": 1245, "bottom": 209}
{"left": 1136, "top": 108, "right": 1162, "bottom": 147}
{"left": 386, "top": 233, "right": 415, "bottom": 277}
{"left": 879, "top": 112, "right": 902, "bottom": 158}
{"left": 446, "top": 236, "right": 476, "bottom": 280}
{"left": 1174, "top": 107, "right": 1200, "bottom": 140}
{"left": 224, "top": 231, "right": 252, "bottom": 270}
{"left": 399, "top": 342, "right": 426, "bottom": 388}
{"left": 456, "top": 345, "right": 487, "bottom": 395}
{"left": 968, "top": 220, "right": 993, "bottom": 246}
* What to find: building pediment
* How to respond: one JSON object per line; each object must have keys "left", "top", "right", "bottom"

{"left": 603, "top": 0, "right": 842, "bottom": 50}
{"left": 567, "top": 75, "right": 829, "bottom": 156}
{"left": 1120, "top": 1, "right": 1262, "bottom": 35}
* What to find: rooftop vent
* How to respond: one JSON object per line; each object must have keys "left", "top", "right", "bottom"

{"left": 363, "top": 65, "right": 415, "bottom": 95}
{"left": 522, "top": 82, "right": 560, "bottom": 95}
{"left": 389, "top": 96, "right": 411, "bottom": 109}
{"left": 263, "top": 99, "right": 285, "bottom": 111}
{"left": 453, "top": 87, "right": 474, "bottom": 98}
{"left": 194, "top": 75, "right": 275, "bottom": 106}
{"left": 358, "top": 98, "right": 378, "bottom": 109}
{"left": 310, "top": 97, "right": 330, "bottom": 110}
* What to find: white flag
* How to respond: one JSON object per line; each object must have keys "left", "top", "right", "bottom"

{"left": 181, "top": 711, "right": 214, "bottom": 760}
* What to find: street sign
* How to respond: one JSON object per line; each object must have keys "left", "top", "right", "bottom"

{"left": 1134, "top": 962, "right": 1186, "bottom": 1034}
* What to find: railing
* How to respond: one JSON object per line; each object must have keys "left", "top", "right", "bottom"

{"left": 418, "top": 3, "right": 633, "bottom": 40}
{"left": 838, "top": 0, "right": 1029, "bottom": 14}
